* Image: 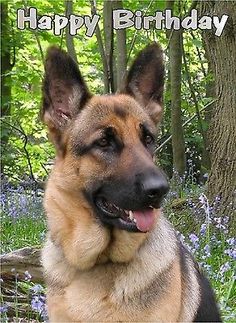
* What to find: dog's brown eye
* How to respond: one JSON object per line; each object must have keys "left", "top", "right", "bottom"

{"left": 97, "top": 137, "right": 109, "bottom": 147}
{"left": 145, "top": 135, "right": 154, "bottom": 145}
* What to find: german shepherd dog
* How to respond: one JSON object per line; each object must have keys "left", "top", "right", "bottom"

{"left": 41, "top": 43, "right": 221, "bottom": 322}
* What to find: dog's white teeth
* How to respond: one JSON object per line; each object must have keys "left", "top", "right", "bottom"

{"left": 133, "top": 218, "right": 137, "bottom": 223}
{"left": 129, "top": 210, "right": 134, "bottom": 220}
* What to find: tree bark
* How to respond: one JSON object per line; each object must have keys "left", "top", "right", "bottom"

{"left": 103, "top": 0, "right": 114, "bottom": 93}
{"left": 1, "top": 2, "right": 13, "bottom": 173}
{"left": 113, "top": 1, "right": 127, "bottom": 91}
{"left": 201, "top": 61, "right": 215, "bottom": 175}
{"left": 64, "top": 0, "right": 78, "bottom": 64}
{"left": 169, "top": 29, "right": 186, "bottom": 177}
{"left": 166, "top": 0, "right": 186, "bottom": 177}
{"left": 1, "top": 247, "right": 43, "bottom": 283}
{"left": 90, "top": 0, "right": 109, "bottom": 93}
{"left": 200, "top": 1, "right": 236, "bottom": 224}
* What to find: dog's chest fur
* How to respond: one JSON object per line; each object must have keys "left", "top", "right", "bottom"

{"left": 42, "top": 216, "right": 199, "bottom": 322}
{"left": 64, "top": 261, "right": 181, "bottom": 321}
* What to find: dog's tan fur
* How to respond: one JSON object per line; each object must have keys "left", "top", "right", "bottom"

{"left": 43, "top": 214, "right": 200, "bottom": 322}
{"left": 41, "top": 44, "right": 220, "bottom": 322}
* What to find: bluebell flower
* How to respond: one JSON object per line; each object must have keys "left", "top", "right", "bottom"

{"left": 31, "top": 295, "right": 46, "bottom": 314}
{"left": 31, "top": 284, "right": 43, "bottom": 294}
{"left": 200, "top": 223, "right": 207, "bottom": 235}
{"left": 213, "top": 217, "right": 228, "bottom": 232}
{"left": 224, "top": 249, "right": 236, "bottom": 260}
{"left": 189, "top": 233, "right": 199, "bottom": 243}
{"left": 0, "top": 304, "right": 8, "bottom": 313}
{"left": 227, "top": 238, "right": 236, "bottom": 246}
{"left": 24, "top": 270, "right": 32, "bottom": 281}
{"left": 203, "top": 244, "right": 211, "bottom": 258}
{"left": 188, "top": 233, "right": 200, "bottom": 253}
{"left": 219, "top": 262, "right": 231, "bottom": 275}
{"left": 199, "top": 194, "right": 206, "bottom": 205}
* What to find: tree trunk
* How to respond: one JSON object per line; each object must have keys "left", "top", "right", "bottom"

{"left": 1, "top": 2, "right": 13, "bottom": 173}
{"left": 90, "top": 0, "right": 109, "bottom": 93}
{"left": 166, "top": 0, "right": 186, "bottom": 178}
{"left": 169, "top": 29, "right": 186, "bottom": 177}
{"left": 113, "top": 1, "right": 127, "bottom": 91}
{"left": 200, "top": 1, "right": 236, "bottom": 224}
{"left": 103, "top": 0, "right": 114, "bottom": 93}
{"left": 201, "top": 61, "right": 215, "bottom": 176}
{"left": 64, "top": 0, "right": 78, "bottom": 64}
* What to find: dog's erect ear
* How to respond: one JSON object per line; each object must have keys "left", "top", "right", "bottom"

{"left": 122, "top": 43, "right": 164, "bottom": 124}
{"left": 41, "top": 46, "right": 91, "bottom": 150}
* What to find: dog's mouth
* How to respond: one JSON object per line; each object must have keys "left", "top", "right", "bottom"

{"left": 95, "top": 196, "right": 157, "bottom": 232}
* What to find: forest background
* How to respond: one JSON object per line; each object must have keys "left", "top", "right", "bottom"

{"left": 1, "top": 0, "right": 235, "bottom": 321}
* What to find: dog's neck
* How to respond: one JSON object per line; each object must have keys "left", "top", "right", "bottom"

{"left": 44, "top": 179, "right": 177, "bottom": 272}
{"left": 42, "top": 213, "right": 178, "bottom": 305}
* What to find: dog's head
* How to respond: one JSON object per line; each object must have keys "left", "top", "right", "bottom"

{"left": 42, "top": 43, "right": 168, "bottom": 234}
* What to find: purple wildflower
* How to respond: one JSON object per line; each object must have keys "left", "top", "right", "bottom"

{"left": 31, "top": 295, "right": 46, "bottom": 314}
{"left": 0, "top": 304, "right": 8, "bottom": 313}
{"left": 203, "top": 244, "right": 211, "bottom": 258}
{"left": 219, "top": 262, "right": 231, "bottom": 275}
{"left": 189, "top": 233, "right": 199, "bottom": 244}
{"left": 213, "top": 216, "right": 229, "bottom": 233}
{"left": 31, "top": 284, "right": 43, "bottom": 293}
{"left": 176, "top": 231, "right": 185, "bottom": 244}
{"left": 199, "top": 194, "right": 206, "bottom": 205}
{"left": 224, "top": 248, "right": 236, "bottom": 260}
{"left": 189, "top": 233, "right": 200, "bottom": 252}
{"left": 24, "top": 270, "right": 32, "bottom": 281}
{"left": 200, "top": 223, "right": 207, "bottom": 235}
{"left": 227, "top": 238, "right": 236, "bottom": 246}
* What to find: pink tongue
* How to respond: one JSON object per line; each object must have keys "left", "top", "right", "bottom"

{"left": 133, "top": 209, "right": 156, "bottom": 232}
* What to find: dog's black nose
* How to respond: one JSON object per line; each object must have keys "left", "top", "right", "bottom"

{"left": 141, "top": 173, "right": 169, "bottom": 200}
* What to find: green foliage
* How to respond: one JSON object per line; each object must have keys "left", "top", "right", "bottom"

{"left": 1, "top": 0, "right": 213, "bottom": 182}
{"left": 1, "top": 215, "right": 46, "bottom": 253}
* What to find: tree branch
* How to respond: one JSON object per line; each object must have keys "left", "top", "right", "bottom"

{"left": 2, "top": 120, "right": 36, "bottom": 183}
{"left": 33, "top": 31, "right": 44, "bottom": 63}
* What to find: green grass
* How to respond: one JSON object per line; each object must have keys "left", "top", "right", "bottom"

{"left": 1, "top": 215, "right": 46, "bottom": 253}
